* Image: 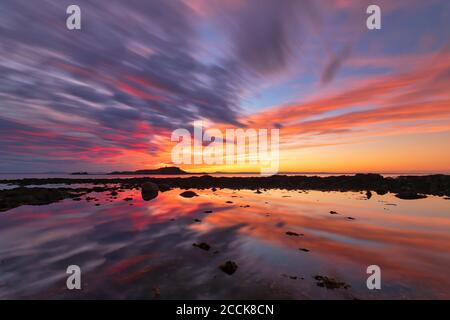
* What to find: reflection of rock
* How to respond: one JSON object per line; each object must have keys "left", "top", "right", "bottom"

{"left": 141, "top": 182, "right": 159, "bottom": 201}
{"left": 180, "top": 191, "right": 198, "bottom": 198}
{"left": 219, "top": 261, "right": 238, "bottom": 275}
{"left": 395, "top": 193, "right": 427, "bottom": 200}
{"left": 193, "top": 242, "right": 210, "bottom": 251}
{"left": 314, "top": 275, "right": 350, "bottom": 289}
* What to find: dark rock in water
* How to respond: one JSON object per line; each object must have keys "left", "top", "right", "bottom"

{"left": 366, "top": 190, "right": 372, "bottom": 199}
{"left": 110, "top": 191, "right": 118, "bottom": 196}
{"left": 329, "top": 210, "right": 338, "bottom": 214}
{"left": 286, "top": 231, "right": 302, "bottom": 237}
{"left": 158, "top": 183, "right": 171, "bottom": 192}
{"left": 180, "top": 191, "right": 198, "bottom": 198}
{"left": 226, "top": 201, "right": 233, "bottom": 204}
{"left": 72, "top": 197, "right": 82, "bottom": 201}
{"left": 95, "top": 203, "right": 101, "bottom": 206}
{"left": 212, "top": 188, "right": 217, "bottom": 192}
{"left": 395, "top": 193, "right": 427, "bottom": 200}
{"left": 204, "top": 210, "right": 213, "bottom": 213}
{"left": 141, "top": 182, "right": 159, "bottom": 201}
{"left": 85, "top": 197, "right": 95, "bottom": 201}
{"left": 314, "top": 275, "right": 350, "bottom": 290}
{"left": 193, "top": 242, "right": 210, "bottom": 251}
{"left": 0, "top": 187, "right": 76, "bottom": 212}
{"left": 255, "top": 190, "right": 262, "bottom": 194}
{"left": 219, "top": 261, "right": 238, "bottom": 275}
{"left": 194, "top": 218, "right": 202, "bottom": 222}
{"left": 347, "top": 217, "right": 356, "bottom": 220}
{"left": 299, "top": 248, "right": 310, "bottom": 252}
{"left": 444, "top": 197, "right": 450, "bottom": 200}
{"left": 123, "top": 197, "right": 133, "bottom": 201}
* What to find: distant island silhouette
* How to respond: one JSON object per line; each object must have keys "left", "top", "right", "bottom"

{"left": 109, "top": 166, "right": 195, "bottom": 175}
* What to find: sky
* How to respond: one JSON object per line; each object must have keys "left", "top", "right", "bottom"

{"left": 0, "top": 0, "right": 449, "bottom": 173}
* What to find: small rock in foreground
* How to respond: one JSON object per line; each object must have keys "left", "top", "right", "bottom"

{"left": 180, "top": 191, "right": 198, "bottom": 198}
{"left": 314, "top": 275, "right": 350, "bottom": 290}
{"left": 219, "top": 261, "right": 238, "bottom": 275}
{"left": 193, "top": 242, "right": 210, "bottom": 251}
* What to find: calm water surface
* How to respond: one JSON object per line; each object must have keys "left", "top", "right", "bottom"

{"left": 0, "top": 188, "right": 449, "bottom": 299}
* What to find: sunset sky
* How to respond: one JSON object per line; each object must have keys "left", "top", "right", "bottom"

{"left": 0, "top": 0, "right": 449, "bottom": 173}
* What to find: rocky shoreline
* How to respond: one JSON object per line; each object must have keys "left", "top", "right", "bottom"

{"left": 1, "top": 174, "right": 450, "bottom": 212}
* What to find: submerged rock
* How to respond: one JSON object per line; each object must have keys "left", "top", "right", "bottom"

{"left": 285, "top": 231, "right": 302, "bottom": 237}
{"left": 219, "top": 261, "right": 238, "bottom": 275}
{"left": 314, "top": 275, "right": 350, "bottom": 290}
{"left": 193, "top": 242, "right": 210, "bottom": 251}
{"left": 395, "top": 193, "right": 427, "bottom": 200}
{"left": 141, "top": 182, "right": 159, "bottom": 201}
{"left": 179, "top": 191, "right": 198, "bottom": 198}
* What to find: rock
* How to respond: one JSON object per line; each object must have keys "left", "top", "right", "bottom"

{"left": 123, "top": 197, "right": 133, "bottom": 201}
{"left": 72, "top": 197, "right": 82, "bottom": 201}
{"left": 366, "top": 190, "right": 372, "bottom": 199}
{"left": 179, "top": 191, "right": 198, "bottom": 198}
{"left": 204, "top": 210, "right": 213, "bottom": 213}
{"left": 395, "top": 193, "right": 427, "bottom": 200}
{"left": 299, "top": 248, "right": 310, "bottom": 252}
{"left": 0, "top": 187, "right": 75, "bottom": 212}
{"left": 329, "top": 210, "right": 338, "bottom": 214}
{"left": 285, "top": 231, "right": 302, "bottom": 236}
{"left": 110, "top": 191, "right": 118, "bottom": 196}
{"left": 255, "top": 190, "right": 262, "bottom": 194}
{"left": 141, "top": 182, "right": 159, "bottom": 201}
{"left": 152, "top": 286, "right": 161, "bottom": 298}
{"left": 194, "top": 218, "right": 201, "bottom": 222}
{"left": 219, "top": 261, "right": 238, "bottom": 275}
{"left": 347, "top": 217, "right": 355, "bottom": 220}
{"left": 212, "top": 188, "right": 217, "bottom": 192}
{"left": 158, "top": 183, "right": 171, "bottom": 192}
{"left": 193, "top": 242, "right": 210, "bottom": 251}
{"left": 226, "top": 201, "right": 233, "bottom": 204}
{"left": 314, "top": 275, "right": 350, "bottom": 290}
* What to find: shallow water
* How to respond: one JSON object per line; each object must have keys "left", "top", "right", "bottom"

{"left": 0, "top": 188, "right": 449, "bottom": 299}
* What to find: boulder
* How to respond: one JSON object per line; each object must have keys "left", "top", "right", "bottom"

{"left": 141, "top": 182, "right": 159, "bottom": 201}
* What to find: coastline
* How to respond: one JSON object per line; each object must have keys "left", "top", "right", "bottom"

{"left": 1, "top": 174, "right": 450, "bottom": 212}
